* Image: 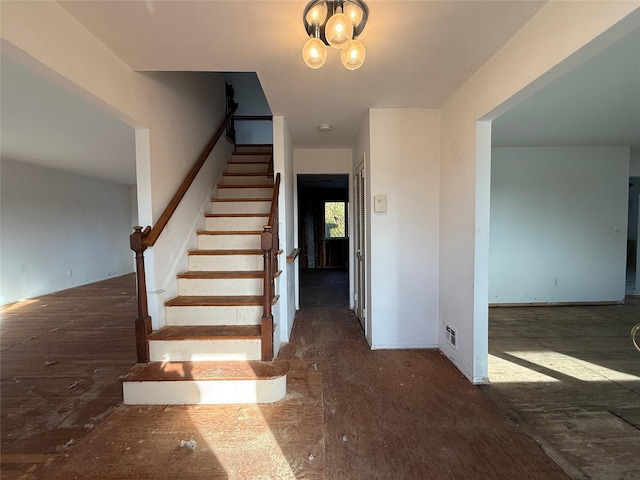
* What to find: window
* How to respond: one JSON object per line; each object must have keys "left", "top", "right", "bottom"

{"left": 324, "top": 201, "right": 347, "bottom": 238}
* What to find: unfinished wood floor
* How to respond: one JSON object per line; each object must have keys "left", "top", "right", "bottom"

{"left": 2, "top": 273, "right": 571, "bottom": 479}
{"left": 483, "top": 299, "right": 640, "bottom": 480}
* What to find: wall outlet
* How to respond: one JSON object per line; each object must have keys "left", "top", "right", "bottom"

{"left": 67, "top": 269, "right": 72, "bottom": 277}
{"left": 445, "top": 324, "right": 457, "bottom": 350}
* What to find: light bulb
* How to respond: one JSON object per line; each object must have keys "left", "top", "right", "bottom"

{"left": 343, "top": 2, "right": 364, "bottom": 26}
{"left": 302, "top": 37, "right": 327, "bottom": 69}
{"left": 305, "top": 2, "right": 328, "bottom": 25}
{"left": 325, "top": 12, "right": 353, "bottom": 49}
{"left": 340, "top": 39, "right": 366, "bottom": 70}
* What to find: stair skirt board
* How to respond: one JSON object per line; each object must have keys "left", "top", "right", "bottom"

{"left": 123, "top": 377, "right": 286, "bottom": 405}
{"left": 211, "top": 200, "right": 271, "bottom": 214}
{"left": 166, "top": 304, "right": 263, "bottom": 326}
{"left": 149, "top": 339, "right": 262, "bottom": 362}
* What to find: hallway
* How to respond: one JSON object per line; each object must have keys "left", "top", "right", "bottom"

{"left": 3, "top": 274, "right": 570, "bottom": 479}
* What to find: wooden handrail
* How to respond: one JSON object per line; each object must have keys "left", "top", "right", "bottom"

{"left": 129, "top": 102, "right": 238, "bottom": 363}
{"left": 260, "top": 172, "right": 281, "bottom": 361}
{"left": 142, "top": 104, "right": 238, "bottom": 248}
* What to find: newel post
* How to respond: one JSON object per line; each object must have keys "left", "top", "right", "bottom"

{"left": 130, "top": 226, "right": 152, "bottom": 363}
{"left": 261, "top": 226, "right": 274, "bottom": 361}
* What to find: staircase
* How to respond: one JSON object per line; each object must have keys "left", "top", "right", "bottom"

{"left": 121, "top": 144, "right": 288, "bottom": 405}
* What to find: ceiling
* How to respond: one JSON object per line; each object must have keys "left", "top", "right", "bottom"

{"left": 2, "top": 1, "right": 638, "bottom": 187}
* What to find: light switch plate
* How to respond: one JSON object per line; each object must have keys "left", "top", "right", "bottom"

{"left": 374, "top": 195, "right": 387, "bottom": 213}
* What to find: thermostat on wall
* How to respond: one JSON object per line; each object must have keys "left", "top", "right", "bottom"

{"left": 374, "top": 195, "right": 387, "bottom": 213}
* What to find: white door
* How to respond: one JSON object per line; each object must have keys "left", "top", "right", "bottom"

{"left": 354, "top": 160, "right": 367, "bottom": 331}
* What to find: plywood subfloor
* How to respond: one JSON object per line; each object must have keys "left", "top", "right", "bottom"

{"left": 483, "top": 299, "right": 640, "bottom": 480}
{"left": 2, "top": 273, "right": 572, "bottom": 479}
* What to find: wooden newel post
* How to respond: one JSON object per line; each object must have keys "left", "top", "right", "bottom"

{"left": 261, "top": 226, "right": 274, "bottom": 361}
{"left": 130, "top": 226, "right": 152, "bottom": 363}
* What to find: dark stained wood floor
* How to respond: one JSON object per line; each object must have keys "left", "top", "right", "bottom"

{"left": 2, "top": 272, "right": 572, "bottom": 479}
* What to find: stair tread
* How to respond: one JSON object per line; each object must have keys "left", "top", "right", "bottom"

{"left": 223, "top": 172, "right": 273, "bottom": 177}
{"left": 188, "top": 249, "right": 263, "bottom": 255}
{"left": 218, "top": 184, "right": 273, "bottom": 189}
{"left": 178, "top": 270, "right": 263, "bottom": 279}
{"left": 204, "top": 213, "right": 269, "bottom": 218}
{"left": 149, "top": 324, "right": 261, "bottom": 340}
{"left": 197, "top": 230, "right": 262, "bottom": 235}
{"left": 211, "top": 198, "right": 271, "bottom": 202}
{"left": 120, "top": 360, "right": 289, "bottom": 382}
{"left": 166, "top": 295, "right": 278, "bottom": 307}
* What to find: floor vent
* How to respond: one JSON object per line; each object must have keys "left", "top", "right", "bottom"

{"left": 445, "top": 324, "right": 457, "bottom": 350}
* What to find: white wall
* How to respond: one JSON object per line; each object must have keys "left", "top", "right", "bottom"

{"left": 368, "top": 109, "right": 440, "bottom": 349}
{"left": 490, "top": 147, "right": 629, "bottom": 304}
{"left": 273, "top": 116, "right": 296, "bottom": 350}
{"left": 439, "top": 2, "right": 639, "bottom": 383}
{"left": 2, "top": 2, "right": 231, "bottom": 327}
{"left": 1, "top": 159, "right": 133, "bottom": 305}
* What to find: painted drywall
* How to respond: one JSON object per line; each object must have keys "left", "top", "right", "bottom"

{"left": 631, "top": 154, "right": 640, "bottom": 176}
{"left": 368, "top": 109, "right": 440, "bottom": 349}
{"left": 0, "top": 159, "right": 133, "bottom": 305}
{"left": 490, "top": 147, "right": 629, "bottom": 304}
{"left": 228, "top": 72, "right": 273, "bottom": 145}
{"left": 273, "top": 116, "right": 296, "bottom": 349}
{"left": 1, "top": 2, "right": 231, "bottom": 326}
{"left": 439, "top": 3, "right": 639, "bottom": 382}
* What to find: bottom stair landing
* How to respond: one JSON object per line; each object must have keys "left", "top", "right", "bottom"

{"left": 120, "top": 360, "right": 289, "bottom": 405}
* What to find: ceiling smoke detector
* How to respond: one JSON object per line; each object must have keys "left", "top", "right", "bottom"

{"left": 319, "top": 124, "right": 332, "bottom": 132}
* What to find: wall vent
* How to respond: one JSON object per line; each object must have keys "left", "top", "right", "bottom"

{"left": 445, "top": 324, "right": 457, "bottom": 350}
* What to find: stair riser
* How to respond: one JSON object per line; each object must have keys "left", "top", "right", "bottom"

{"left": 221, "top": 175, "right": 273, "bottom": 186}
{"left": 122, "top": 377, "right": 286, "bottom": 405}
{"left": 197, "top": 233, "right": 261, "bottom": 250}
{"left": 205, "top": 216, "right": 268, "bottom": 231}
{"left": 149, "top": 339, "right": 261, "bottom": 362}
{"left": 211, "top": 201, "right": 271, "bottom": 214}
{"left": 189, "top": 254, "right": 263, "bottom": 271}
{"left": 178, "top": 278, "right": 263, "bottom": 296}
{"left": 226, "top": 163, "right": 270, "bottom": 173}
{"left": 231, "top": 151, "right": 271, "bottom": 159}
{"left": 217, "top": 187, "right": 273, "bottom": 199}
{"left": 166, "top": 305, "right": 262, "bottom": 326}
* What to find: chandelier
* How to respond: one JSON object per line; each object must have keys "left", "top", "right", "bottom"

{"left": 302, "top": 0, "right": 369, "bottom": 70}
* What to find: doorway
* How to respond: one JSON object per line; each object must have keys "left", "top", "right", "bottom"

{"left": 297, "top": 174, "right": 349, "bottom": 308}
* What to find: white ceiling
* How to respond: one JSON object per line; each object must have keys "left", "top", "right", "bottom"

{"left": 2, "top": 1, "right": 638, "bottom": 187}
{"left": 0, "top": 53, "right": 136, "bottom": 185}
{"left": 493, "top": 27, "right": 640, "bottom": 153}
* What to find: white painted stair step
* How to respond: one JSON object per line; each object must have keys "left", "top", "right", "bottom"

{"left": 177, "top": 273, "right": 263, "bottom": 296}
{"left": 204, "top": 214, "right": 268, "bottom": 231}
{"left": 188, "top": 249, "right": 263, "bottom": 271}
{"left": 211, "top": 199, "right": 271, "bottom": 214}
{"left": 221, "top": 173, "right": 273, "bottom": 186}
{"left": 197, "top": 231, "right": 262, "bottom": 249}
{"left": 217, "top": 186, "right": 273, "bottom": 199}
{"left": 120, "top": 360, "right": 289, "bottom": 405}
{"left": 165, "top": 294, "right": 278, "bottom": 326}
{"left": 226, "top": 162, "right": 270, "bottom": 173}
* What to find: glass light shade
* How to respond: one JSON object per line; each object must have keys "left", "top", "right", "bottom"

{"left": 343, "top": 2, "right": 364, "bottom": 26}
{"left": 341, "top": 39, "right": 366, "bottom": 70}
{"left": 325, "top": 12, "right": 353, "bottom": 49}
{"left": 302, "top": 37, "right": 327, "bottom": 69}
{"left": 305, "top": 2, "right": 328, "bottom": 25}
